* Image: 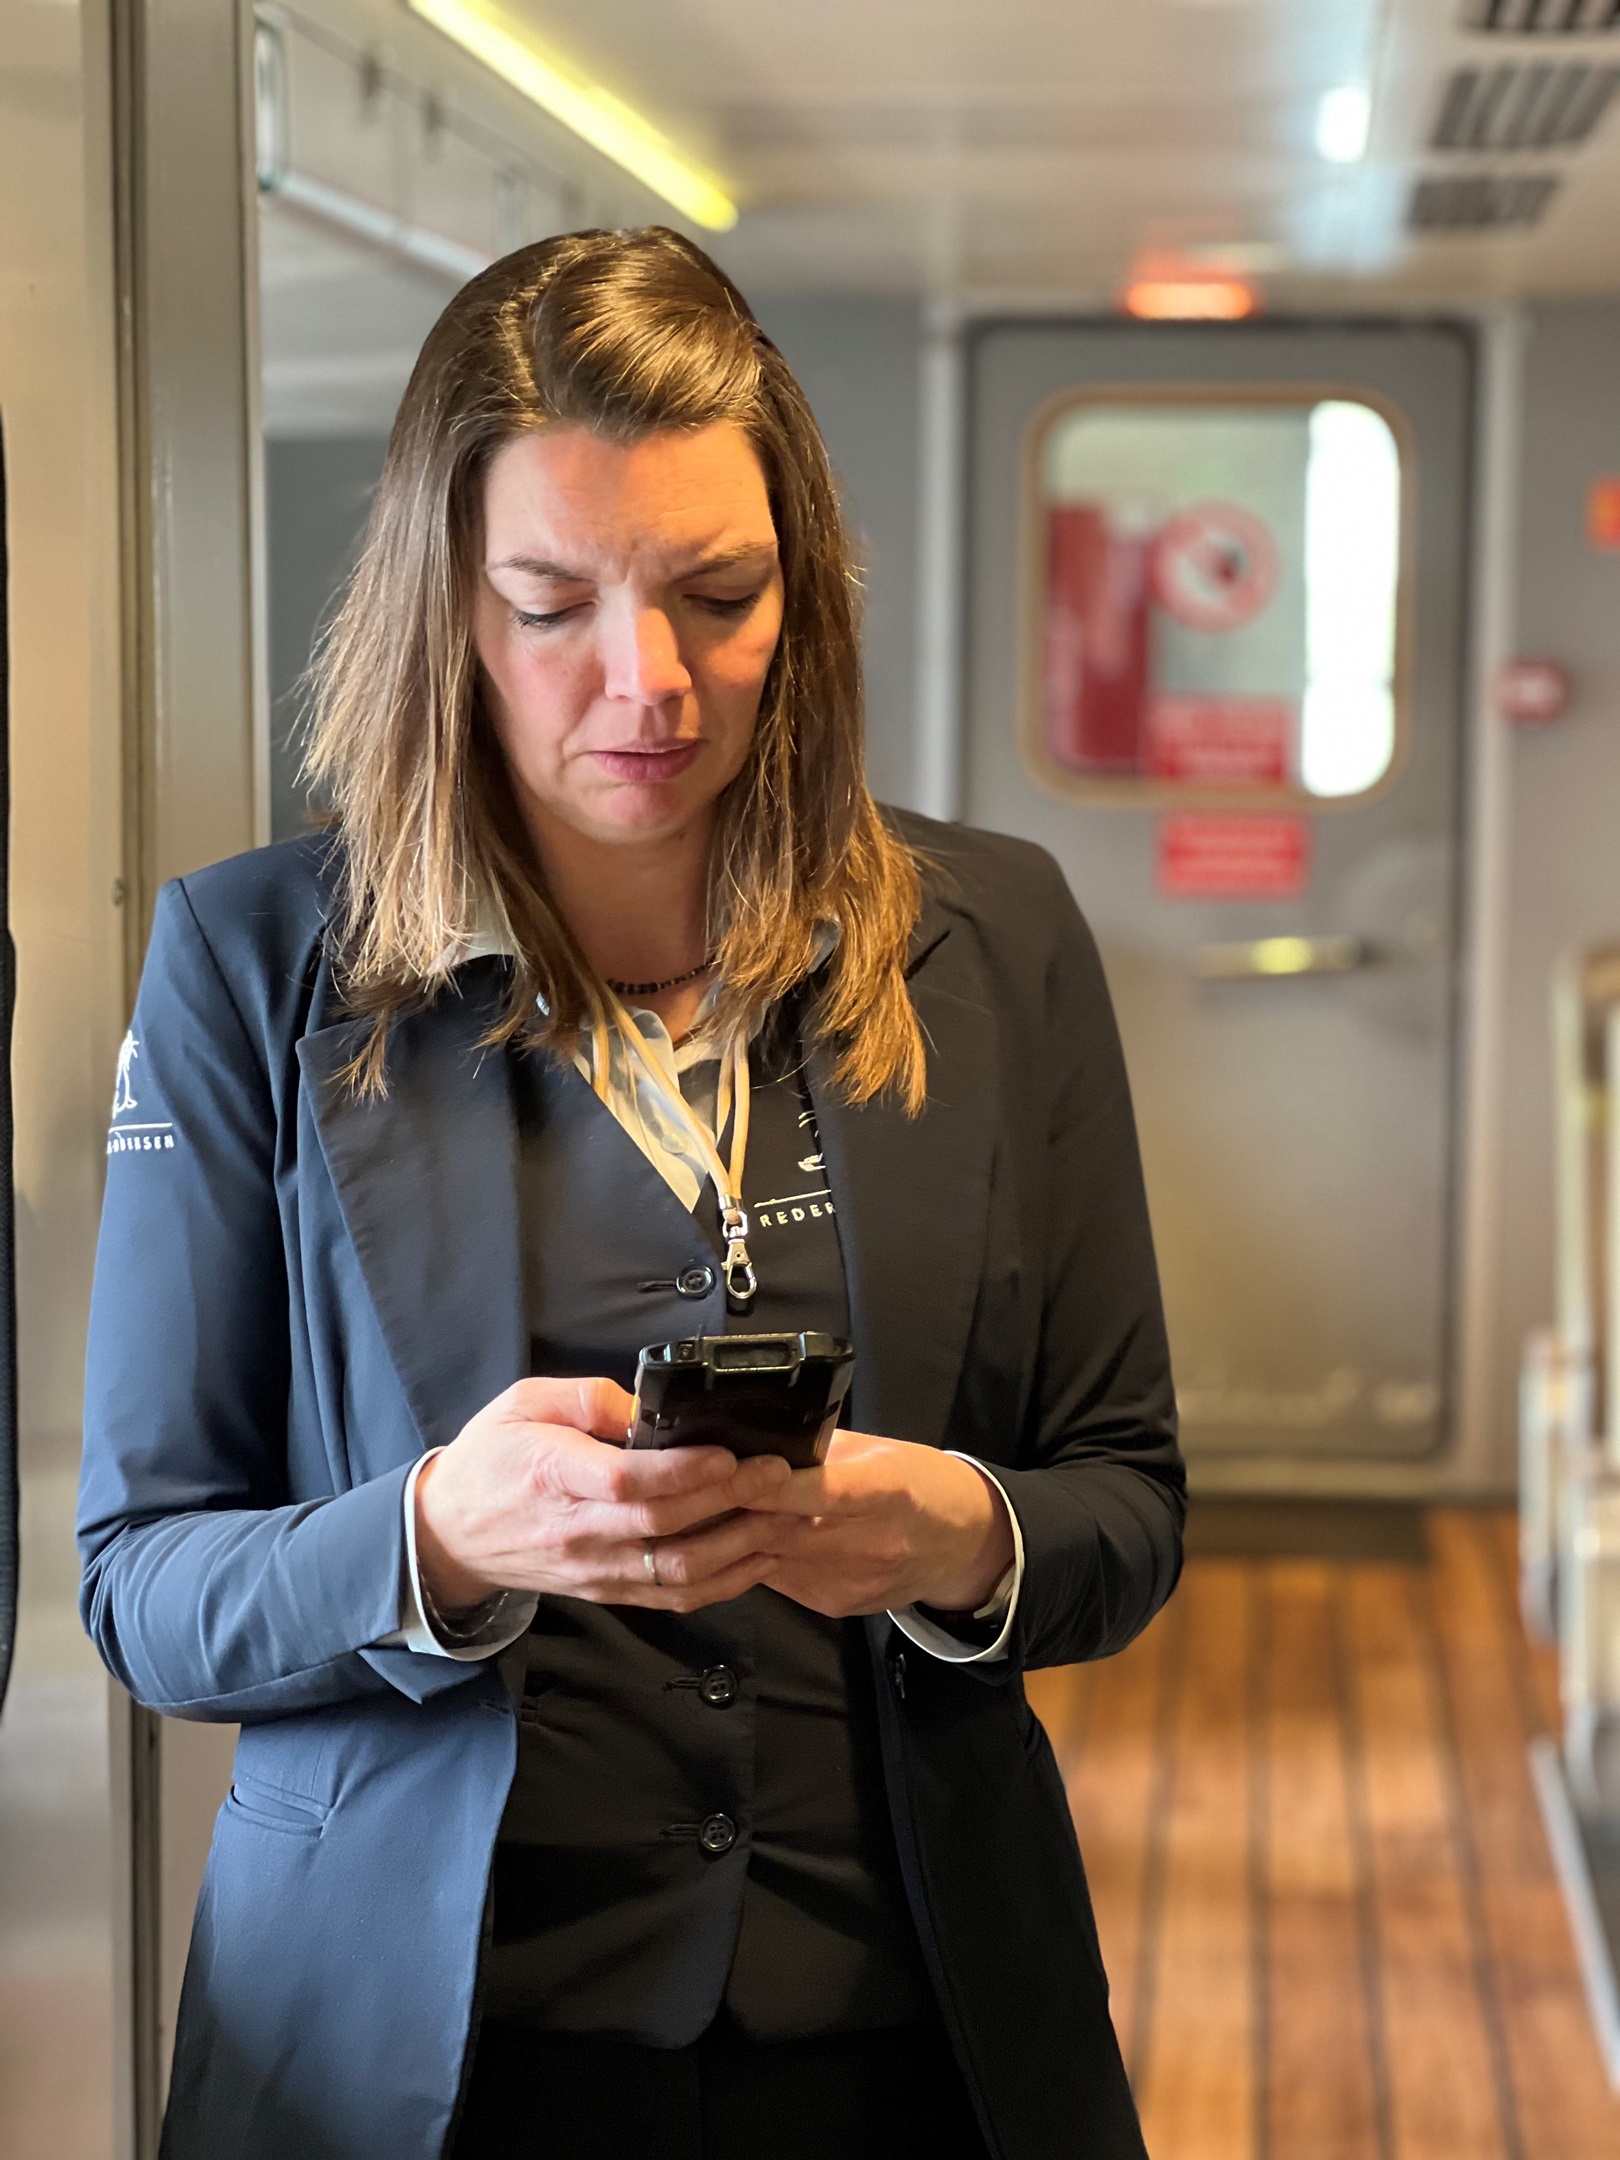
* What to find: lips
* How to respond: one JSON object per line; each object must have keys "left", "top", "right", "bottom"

{"left": 591, "top": 741, "right": 703, "bottom": 783}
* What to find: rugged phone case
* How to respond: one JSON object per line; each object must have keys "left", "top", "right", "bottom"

{"left": 627, "top": 1332, "right": 855, "bottom": 1469}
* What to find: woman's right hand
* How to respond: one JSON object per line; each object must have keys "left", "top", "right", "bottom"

{"left": 413, "top": 1376, "right": 792, "bottom": 1615}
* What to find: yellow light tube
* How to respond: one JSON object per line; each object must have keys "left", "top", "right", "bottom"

{"left": 406, "top": 0, "right": 738, "bottom": 232}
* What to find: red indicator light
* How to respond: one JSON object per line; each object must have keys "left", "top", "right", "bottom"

{"left": 1122, "top": 278, "right": 1257, "bottom": 321}
{"left": 1588, "top": 477, "right": 1620, "bottom": 551}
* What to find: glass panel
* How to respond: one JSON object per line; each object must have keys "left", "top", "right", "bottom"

{"left": 1302, "top": 400, "right": 1401, "bottom": 798}
{"left": 1030, "top": 393, "right": 1404, "bottom": 805}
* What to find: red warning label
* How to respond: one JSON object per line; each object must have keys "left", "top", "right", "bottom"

{"left": 1145, "top": 696, "right": 1294, "bottom": 785}
{"left": 1157, "top": 813, "right": 1311, "bottom": 900}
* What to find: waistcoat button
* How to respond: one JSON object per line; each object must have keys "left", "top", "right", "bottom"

{"left": 699, "top": 1665, "right": 738, "bottom": 1708}
{"left": 698, "top": 1812, "right": 737, "bottom": 1855}
{"left": 677, "top": 1264, "right": 716, "bottom": 1298}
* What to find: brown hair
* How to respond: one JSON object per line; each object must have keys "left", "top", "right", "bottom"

{"left": 305, "top": 225, "right": 925, "bottom": 1111}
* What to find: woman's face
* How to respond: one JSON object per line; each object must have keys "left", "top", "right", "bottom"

{"left": 473, "top": 421, "right": 785, "bottom": 853}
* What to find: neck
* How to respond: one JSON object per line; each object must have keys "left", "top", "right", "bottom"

{"left": 529, "top": 808, "right": 714, "bottom": 989}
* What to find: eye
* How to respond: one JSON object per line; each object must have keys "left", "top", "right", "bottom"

{"left": 691, "top": 590, "right": 763, "bottom": 619}
{"left": 513, "top": 604, "right": 587, "bottom": 631}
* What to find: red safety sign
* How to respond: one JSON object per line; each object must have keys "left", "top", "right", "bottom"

{"left": 1157, "top": 813, "right": 1311, "bottom": 900}
{"left": 1151, "top": 501, "right": 1278, "bottom": 632}
{"left": 1145, "top": 696, "right": 1294, "bottom": 785}
{"left": 1042, "top": 505, "right": 1152, "bottom": 774}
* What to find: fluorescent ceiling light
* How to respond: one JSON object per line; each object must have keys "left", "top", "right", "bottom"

{"left": 406, "top": 0, "right": 738, "bottom": 232}
{"left": 1316, "top": 85, "right": 1371, "bottom": 164}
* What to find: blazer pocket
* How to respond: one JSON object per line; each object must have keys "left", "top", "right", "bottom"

{"left": 223, "top": 1776, "right": 331, "bottom": 1838}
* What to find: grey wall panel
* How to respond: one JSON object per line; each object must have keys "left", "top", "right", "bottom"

{"left": 266, "top": 436, "right": 389, "bottom": 842}
{"left": 753, "top": 297, "right": 921, "bottom": 811}
{"left": 1498, "top": 302, "right": 1620, "bottom": 1449}
{"left": 130, "top": 0, "right": 260, "bottom": 905}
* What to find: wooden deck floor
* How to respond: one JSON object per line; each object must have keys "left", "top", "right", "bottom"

{"left": 1025, "top": 1509, "right": 1620, "bottom": 2160}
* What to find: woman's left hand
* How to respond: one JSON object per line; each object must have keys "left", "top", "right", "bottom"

{"left": 748, "top": 1432, "right": 1015, "bottom": 1620}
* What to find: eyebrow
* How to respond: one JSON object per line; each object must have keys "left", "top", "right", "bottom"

{"left": 489, "top": 542, "right": 778, "bottom": 581}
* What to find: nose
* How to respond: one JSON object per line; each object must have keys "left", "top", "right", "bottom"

{"left": 601, "top": 601, "right": 692, "bottom": 708}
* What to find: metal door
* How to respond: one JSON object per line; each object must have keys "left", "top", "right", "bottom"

{"left": 963, "top": 321, "right": 1472, "bottom": 1471}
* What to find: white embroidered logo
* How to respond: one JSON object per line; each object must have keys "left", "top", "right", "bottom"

{"left": 795, "top": 1108, "right": 824, "bottom": 1175}
{"left": 756, "top": 1109, "right": 834, "bottom": 1233}
{"left": 106, "top": 1029, "right": 176, "bottom": 1156}
{"left": 112, "top": 1030, "right": 138, "bottom": 1118}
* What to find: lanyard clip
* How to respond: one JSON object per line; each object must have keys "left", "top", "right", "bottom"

{"left": 720, "top": 1203, "right": 756, "bottom": 1311}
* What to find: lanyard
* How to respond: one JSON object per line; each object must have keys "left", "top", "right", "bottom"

{"left": 588, "top": 996, "right": 757, "bottom": 1311}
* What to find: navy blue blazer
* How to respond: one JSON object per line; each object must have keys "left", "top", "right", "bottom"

{"left": 77, "top": 812, "right": 1184, "bottom": 2160}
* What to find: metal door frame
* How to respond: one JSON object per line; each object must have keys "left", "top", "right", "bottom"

{"left": 105, "top": 0, "right": 263, "bottom": 2148}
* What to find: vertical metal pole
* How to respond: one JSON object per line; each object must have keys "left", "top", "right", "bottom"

{"left": 242, "top": 3, "right": 272, "bottom": 850}
{"left": 1453, "top": 302, "right": 1526, "bottom": 1492}
{"left": 912, "top": 300, "right": 967, "bottom": 823}
{"left": 107, "top": 10, "right": 165, "bottom": 2143}
{"left": 109, "top": 0, "right": 155, "bottom": 1005}
{"left": 108, "top": 1688, "right": 164, "bottom": 2160}
{"left": 0, "top": 428, "right": 17, "bottom": 1727}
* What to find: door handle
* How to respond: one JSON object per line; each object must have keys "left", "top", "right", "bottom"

{"left": 1192, "top": 934, "right": 1379, "bottom": 981}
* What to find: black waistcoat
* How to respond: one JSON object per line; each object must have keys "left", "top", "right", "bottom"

{"left": 482, "top": 1028, "right": 936, "bottom": 2044}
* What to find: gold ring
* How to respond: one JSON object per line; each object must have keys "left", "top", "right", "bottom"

{"left": 643, "top": 1541, "right": 661, "bottom": 1587}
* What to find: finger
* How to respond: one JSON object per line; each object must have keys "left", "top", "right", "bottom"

{"left": 751, "top": 1433, "right": 913, "bottom": 1518}
{"left": 542, "top": 1431, "right": 741, "bottom": 1505}
{"left": 486, "top": 1501, "right": 779, "bottom": 1598}
{"left": 505, "top": 1374, "right": 637, "bottom": 1442}
{"left": 614, "top": 1453, "right": 793, "bottom": 1540}
{"left": 643, "top": 1553, "right": 777, "bottom": 1612}
{"left": 741, "top": 1462, "right": 874, "bottom": 1518}
{"left": 646, "top": 1507, "right": 789, "bottom": 1589}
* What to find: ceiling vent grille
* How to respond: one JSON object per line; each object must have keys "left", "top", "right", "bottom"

{"left": 1468, "top": 1, "right": 1620, "bottom": 32}
{"left": 1407, "top": 170, "right": 1563, "bottom": 229}
{"left": 1433, "top": 61, "right": 1620, "bottom": 146}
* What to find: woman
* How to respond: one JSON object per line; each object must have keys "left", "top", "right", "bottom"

{"left": 78, "top": 228, "right": 1183, "bottom": 2160}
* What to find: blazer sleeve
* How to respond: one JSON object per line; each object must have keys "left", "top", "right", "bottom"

{"left": 77, "top": 879, "right": 415, "bottom": 1722}
{"left": 989, "top": 856, "right": 1186, "bottom": 1673}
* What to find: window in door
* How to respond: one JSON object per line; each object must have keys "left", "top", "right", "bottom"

{"left": 1024, "top": 389, "right": 1408, "bottom": 809}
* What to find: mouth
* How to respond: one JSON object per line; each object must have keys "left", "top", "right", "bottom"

{"left": 590, "top": 741, "right": 703, "bottom": 784}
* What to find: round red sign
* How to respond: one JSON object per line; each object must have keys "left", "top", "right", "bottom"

{"left": 1152, "top": 501, "right": 1278, "bottom": 633}
{"left": 1496, "top": 657, "right": 1570, "bottom": 727}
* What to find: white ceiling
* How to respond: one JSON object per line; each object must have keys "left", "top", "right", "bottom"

{"left": 260, "top": 0, "right": 1620, "bottom": 433}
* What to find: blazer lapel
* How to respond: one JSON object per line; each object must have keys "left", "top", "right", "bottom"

{"left": 298, "top": 960, "right": 525, "bottom": 1460}
{"left": 811, "top": 897, "right": 996, "bottom": 1452}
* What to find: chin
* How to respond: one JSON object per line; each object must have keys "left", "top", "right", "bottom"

{"left": 580, "top": 785, "right": 719, "bottom": 847}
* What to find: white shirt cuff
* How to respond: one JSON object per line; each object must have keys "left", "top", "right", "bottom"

{"left": 887, "top": 1454, "right": 1025, "bottom": 1665}
{"left": 378, "top": 1449, "right": 538, "bottom": 1660}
